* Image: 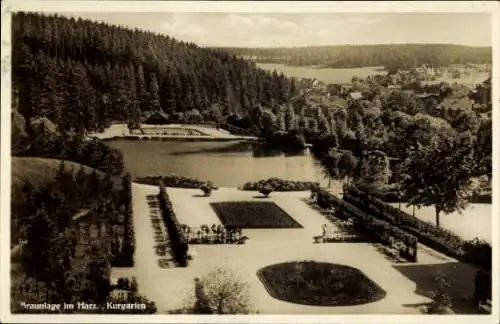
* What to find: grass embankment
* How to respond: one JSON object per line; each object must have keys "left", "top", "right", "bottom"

{"left": 11, "top": 157, "right": 121, "bottom": 193}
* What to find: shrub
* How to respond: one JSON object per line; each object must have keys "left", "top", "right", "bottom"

{"left": 426, "top": 271, "right": 453, "bottom": 314}
{"left": 474, "top": 269, "right": 492, "bottom": 303}
{"left": 200, "top": 185, "right": 213, "bottom": 197}
{"left": 198, "top": 266, "right": 251, "bottom": 314}
{"left": 240, "top": 178, "right": 319, "bottom": 192}
{"left": 136, "top": 175, "right": 217, "bottom": 190}
{"left": 259, "top": 185, "right": 273, "bottom": 197}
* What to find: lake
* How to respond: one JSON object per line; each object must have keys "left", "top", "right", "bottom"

{"left": 256, "top": 63, "right": 385, "bottom": 84}
{"left": 107, "top": 139, "right": 330, "bottom": 188}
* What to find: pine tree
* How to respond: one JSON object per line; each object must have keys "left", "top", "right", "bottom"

{"left": 136, "top": 64, "right": 150, "bottom": 112}
{"left": 147, "top": 72, "right": 162, "bottom": 111}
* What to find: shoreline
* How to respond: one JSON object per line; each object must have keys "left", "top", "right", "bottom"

{"left": 97, "top": 135, "right": 259, "bottom": 142}
{"left": 86, "top": 123, "right": 260, "bottom": 142}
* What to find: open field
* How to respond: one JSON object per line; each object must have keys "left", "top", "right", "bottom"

{"left": 389, "top": 203, "right": 492, "bottom": 244}
{"left": 121, "top": 183, "right": 487, "bottom": 314}
{"left": 257, "top": 63, "right": 385, "bottom": 84}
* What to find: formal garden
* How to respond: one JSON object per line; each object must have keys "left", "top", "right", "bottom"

{"left": 126, "top": 176, "right": 492, "bottom": 315}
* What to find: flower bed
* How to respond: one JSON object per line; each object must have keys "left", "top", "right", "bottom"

{"left": 210, "top": 201, "right": 303, "bottom": 228}
{"left": 158, "top": 180, "right": 189, "bottom": 266}
{"left": 180, "top": 224, "right": 245, "bottom": 244}
{"left": 316, "top": 190, "right": 418, "bottom": 262}
{"left": 343, "top": 186, "right": 491, "bottom": 270}
{"left": 257, "top": 261, "right": 386, "bottom": 306}
{"left": 240, "top": 178, "right": 319, "bottom": 192}
{"left": 136, "top": 175, "right": 218, "bottom": 190}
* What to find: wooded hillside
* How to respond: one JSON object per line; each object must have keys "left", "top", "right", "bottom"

{"left": 221, "top": 44, "right": 492, "bottom": 70}
{"left": 12, "top": 12, "right": 296, "bottom": 133}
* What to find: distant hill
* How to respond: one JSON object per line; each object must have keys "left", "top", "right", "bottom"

{"left": 11, "top": 157, "right": 121, "bottom": 194}
{"left": 219, "top": 44, "right": 492, "bottom": 70}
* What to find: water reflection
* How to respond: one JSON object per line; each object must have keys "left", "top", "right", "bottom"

{"left": 107, "top": 139, "right": 326, "bottom": 187}
{"left": 170, "top": 141, "right": 254, "bottom": 156}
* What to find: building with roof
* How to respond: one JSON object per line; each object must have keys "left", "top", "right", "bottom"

{"left": 349, "top": 92, "right": 363, "bottom": 100}
{"left": 143, "top": 110, "right": 170, "bottom": 125}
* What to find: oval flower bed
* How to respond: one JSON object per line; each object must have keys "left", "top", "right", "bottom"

{"left": 257, "top": 261, "right": 386, "bottom": 306}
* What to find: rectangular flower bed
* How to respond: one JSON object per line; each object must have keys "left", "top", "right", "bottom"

{"left": 210, "top": 201, "right": 303, "bottom": 228}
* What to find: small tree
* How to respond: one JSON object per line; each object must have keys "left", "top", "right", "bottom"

{"left": 200, "top": 184, "right": 213, "bottom": 197}
{"left": 259, "top": 184, "right": 274, "bottom": 197}
{"left": 197, "top": 266, "right": 251, "bottom": 314}
{"left": 400, "top": 132, "right": 475, "bottom": 227}
{"left": 426, "top": 271, "right": 452, "bottom": 314}
{"left": 193, "top": 278, "right": 212, "bottom": 314}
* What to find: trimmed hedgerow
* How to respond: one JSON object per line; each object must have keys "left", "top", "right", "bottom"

{"left": 240, "top": 178, "right": 319, "bottom": 192}
{"left": 137, "top": 175, "right": 218, "bottom": 190}
{"left": 343, "top": 186, "right": 491, "bottom": 271}
{"left": 158, "top": 180, "right": 189, "bottom": 267}
{"left": 316, "top": 189, "right": 418, "bottom": 262}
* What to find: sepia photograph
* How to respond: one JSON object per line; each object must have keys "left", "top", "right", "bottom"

{"left": 1, "top": 1, "right": 498, "bottom": 323}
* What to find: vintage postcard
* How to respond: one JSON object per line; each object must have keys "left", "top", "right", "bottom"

{"left": 1, "top": 1, "right": 498, "bottom": 323}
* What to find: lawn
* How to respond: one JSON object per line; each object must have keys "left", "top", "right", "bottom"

{"left": 389, "top": 203, "right": 492, "bottom": 243}
{"left": 210, "top": 201, "right": 303, "bottom": 228}
{"left": 11, "top": 157, "right": 121, "bottom": 194}
{"left": 257, "top": 261, "right": 387, "bottom": 306}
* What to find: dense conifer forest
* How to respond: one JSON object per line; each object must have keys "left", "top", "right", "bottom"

{"left": 221, "top": 44, "right": 492, "bottom": 69}
{"left": 12, "top": 12, "right": 295, "bottom": 134}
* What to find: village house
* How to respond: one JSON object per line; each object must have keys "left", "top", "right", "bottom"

{"left": 349, "top": 92, "right": 363, "bottom": 101}
{"left": 143, "top": 110, "right": 170, "bottom": 125}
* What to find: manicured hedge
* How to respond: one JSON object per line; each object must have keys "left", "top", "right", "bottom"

{"left": 137, "top": 175, "right": 218, "bottom": 190}
{"left": 240, "top": 178, "right": 320, "bottom": 192}
{"left": 344, "top": 186, "right": 492, "bottom": 271}
{"left": 158, "top": 180, "right": 189, "bottom": 266}
{"left": 112, "top": 172, "right": 135, "bottom": 267}
{"left": 316, "top": 189, "right": 418, "bottom": 262}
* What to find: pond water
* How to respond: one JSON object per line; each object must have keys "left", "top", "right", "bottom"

{"left": 107, "top": 139, "right": 329, "bottom": 187}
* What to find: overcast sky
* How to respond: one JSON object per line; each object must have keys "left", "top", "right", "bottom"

{"left": 66, "top": 12, "right": 492, "bottom": 48}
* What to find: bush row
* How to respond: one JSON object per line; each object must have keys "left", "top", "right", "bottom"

{"left": 316, "top": 189, "right": 418, "bottom": 262}
{"left": 240, "top": 178, "right": 320, "bottom": 192}
{"left": 114, "top": 172, "right": 135, "bottom": 267}
{"left": 344, "top": 186, "right": 492, "bottom": 271}
{"left": 158, "top": 180, "right": 189, "bottom": 266}
{"left": 136, "top": 175, "right": 218, "bottom": 190}
{"left": 180, "top": 224, "right": 244, "bottom": 244}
